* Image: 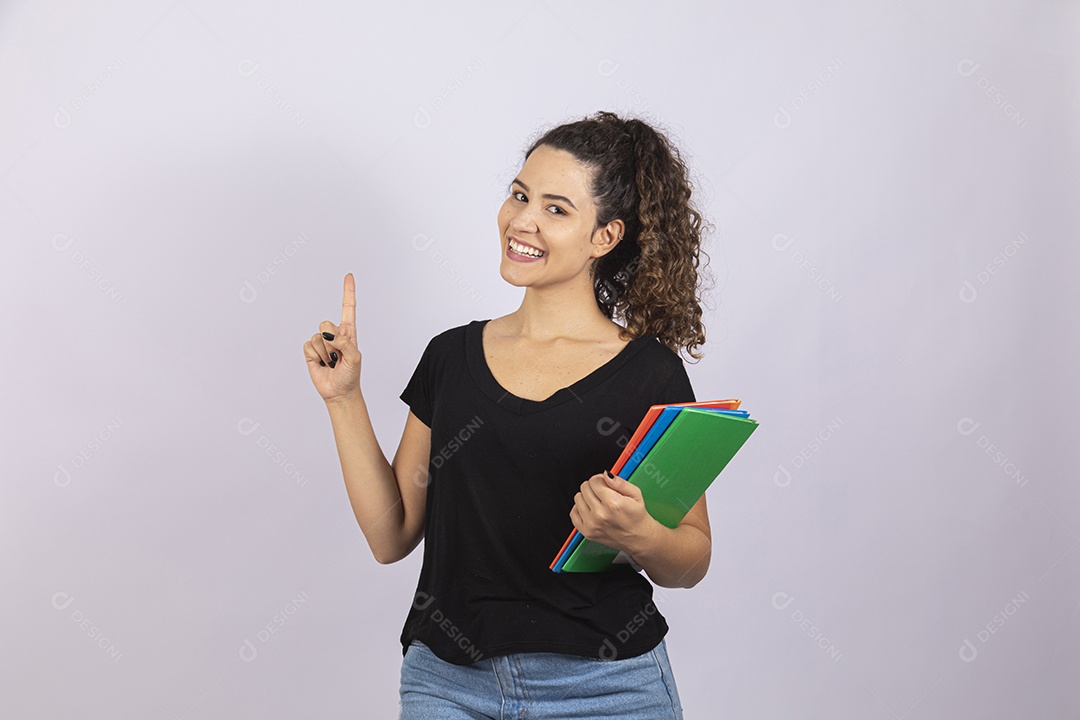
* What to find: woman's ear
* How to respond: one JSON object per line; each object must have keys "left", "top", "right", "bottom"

{"left": 591, "top": 219, "right": 625, "bottom": 258}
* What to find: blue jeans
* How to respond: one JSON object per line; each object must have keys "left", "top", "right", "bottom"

{"left": 398, "top": 638, "right": 684, "bottom": 719}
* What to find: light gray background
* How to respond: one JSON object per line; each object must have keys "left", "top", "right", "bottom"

{"left": 2, "top": 2, "right": 1077, "bottom": 718}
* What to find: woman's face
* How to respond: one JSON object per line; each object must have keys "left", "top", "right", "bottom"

{"left": 497, "top": 144, "right": 620, "bottom": 290}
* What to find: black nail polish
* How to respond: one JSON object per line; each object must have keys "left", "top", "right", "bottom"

{"left": 319, "top": 360, "right": 326, "bottom": 367}
{"left": 322, "top": 331, "right": 335, "bottom": 341}
{"left": 330, "top": 351, "right": 338, "bottom": 362}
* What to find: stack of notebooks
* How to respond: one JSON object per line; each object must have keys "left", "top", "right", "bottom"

{"left": 550, "top": 399, "right": 759, "bottom": 573}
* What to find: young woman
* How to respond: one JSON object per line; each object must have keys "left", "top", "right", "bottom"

{"left": 303, "top": 111, "right": 711, "bottom": 719}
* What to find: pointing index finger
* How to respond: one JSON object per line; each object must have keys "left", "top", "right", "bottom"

{"left": 341, "top": 273, "right": 356, "bottom": 329}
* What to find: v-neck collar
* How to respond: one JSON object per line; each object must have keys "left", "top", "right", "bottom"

{"left": 465, "top": 319, "right": 651, "bottom": 415}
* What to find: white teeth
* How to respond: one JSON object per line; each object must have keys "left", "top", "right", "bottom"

{"left": 509, "top": 238, "right": 544, "bottom": 257}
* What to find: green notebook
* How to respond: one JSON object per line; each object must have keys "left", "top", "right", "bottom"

{"left": 559, "top": 408, "right": 759, "bottom": 573}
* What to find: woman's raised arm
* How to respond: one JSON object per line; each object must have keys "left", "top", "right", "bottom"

{"left": 303, "top": 273, "right": 429, "bottom": 563}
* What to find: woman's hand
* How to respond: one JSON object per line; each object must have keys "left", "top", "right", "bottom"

{"left": 570, "top": 470, "right": 658, "bottom": 555}
{"left": 303, "top": 273, "right": 364, "bottom": 403}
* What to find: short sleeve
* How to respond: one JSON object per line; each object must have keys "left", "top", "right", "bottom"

{"left": 399, "top": 339, "right": 435, "bottom": 428}
{"left": 657, "top": 360, "right": 696, "bottom": 405}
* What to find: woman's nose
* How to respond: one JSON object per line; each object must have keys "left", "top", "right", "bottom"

{"left": 508, "top": 205, "right": 539, "bottom": 233}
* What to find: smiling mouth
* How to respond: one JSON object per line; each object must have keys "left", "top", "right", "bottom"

{"left": 508, "top": 237, "right": 545, "bottom": 258}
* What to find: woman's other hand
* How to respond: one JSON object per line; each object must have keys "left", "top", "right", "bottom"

{"left": 303, "top": 273, "right": 364, "bottom": 403}
{"left": 570, "top": 470, "right": 657, "bottom": 555}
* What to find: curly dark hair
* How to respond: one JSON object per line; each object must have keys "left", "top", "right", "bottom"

{"left": 524, "top": 110, "right": 712, "bottom": 361}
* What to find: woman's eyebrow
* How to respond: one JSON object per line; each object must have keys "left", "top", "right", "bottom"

{"left": 510, "top": 178, "right": 578, "bottom": 211}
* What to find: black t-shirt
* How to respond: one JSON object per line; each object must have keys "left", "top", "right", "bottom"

{"left": 397, "top": 319, "right": 696, "bottom": 665}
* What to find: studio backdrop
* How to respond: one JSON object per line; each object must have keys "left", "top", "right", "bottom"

{"left": 1, "top": 2, "right": 1077, "bottom": 718}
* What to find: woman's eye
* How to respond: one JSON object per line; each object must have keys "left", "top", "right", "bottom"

{"left": 508, "top": 191, "right": 565, "bottom": 216}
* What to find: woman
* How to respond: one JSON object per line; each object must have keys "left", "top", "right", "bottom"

{"left": 303, "top": 111, "right": 712, "bottom": 719}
